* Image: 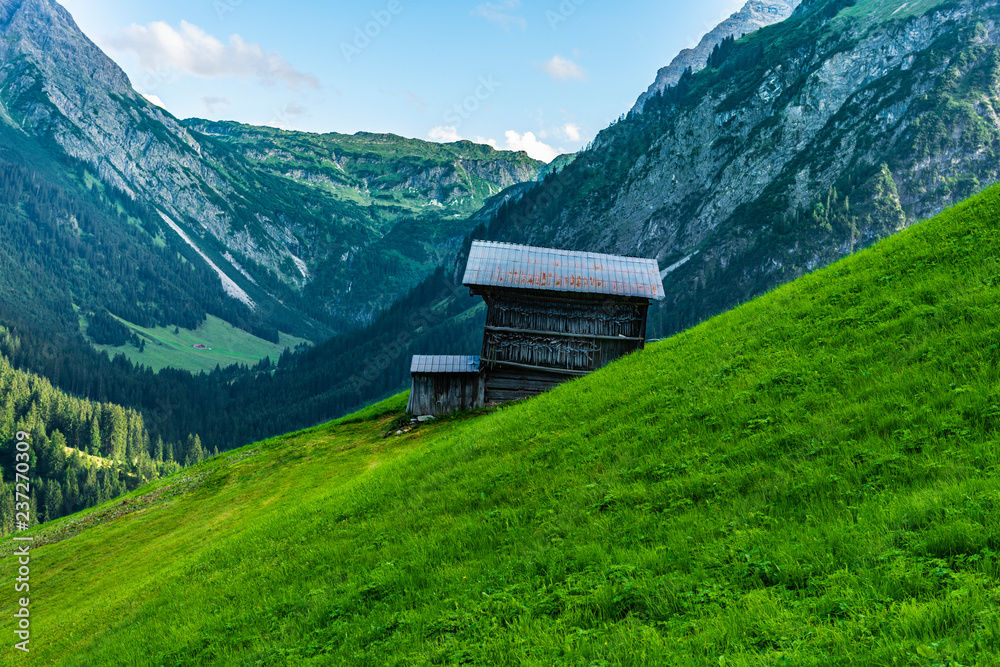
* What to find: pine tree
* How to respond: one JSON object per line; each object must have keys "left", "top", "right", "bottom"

{"left": 49, "top": 430, "right": 67, "bottom": 472}
{"left": 82, "top": 468, "right": 99, "bottom": 508}
{"left": 45, "top": 484, "right": 63, "bottom": 524}
{"left": 63, "top": 469, "right": 78, "bottom": 515}
{"left": 88, "top": 416, "right": 101, "bottom": 456}
{"left": 184, "top": 434, "right": 204, "bottom": 467}
{"left": 108, "top": 405, "right": 127, "bottom": 462}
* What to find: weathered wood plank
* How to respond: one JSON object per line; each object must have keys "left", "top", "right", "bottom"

{"left": 409, "top": 373, "right": 485, "bottom": 416}
{"left": 489, "top": 376, "right": 557, "bottom": 387}
{"left": 485, "top": 325, "right": 644, "bottom": 342}
{"left": 486, "top": 389, "right": 542, "bottom": 403}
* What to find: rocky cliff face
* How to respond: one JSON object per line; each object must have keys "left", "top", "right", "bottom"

{"left": 0, "top": 0, "right": 231, "bottom": 228}
{"left": 488, "top": 0, "right": 999, "bottom": 335}
{"left": 0, "top": 0, "right": 542, "bottom": 332}
{"left": 633, "top": 0, "right": 802, "bottom": 113}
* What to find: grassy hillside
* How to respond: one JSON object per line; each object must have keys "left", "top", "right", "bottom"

{"left": 5, "top": 183, "right": 1000, "bottom": 664}
{"left": 87, "top": 314, "right": 310, "bottom": 374}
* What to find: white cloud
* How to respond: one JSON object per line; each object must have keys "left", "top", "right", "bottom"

{"left": 472, "top": 0, "right": 527, "bottom": 31}
{"left": 107, "top": 21, "right": 318, "bottom": 91}
{"left": 498, "top": 131, "right": 561, "bottom": 163}
{"left": 428, "top": 126, "right": 463, "bottom": 142}
{"left": 142, "top": 93, "right": 166, "bottom": 109}
{"left": 541, "top": 55, "right": 588, "bottom": 82}
{"left": 561, "top": 123, "right": 582, "bottom": 142}
{"left": 433, "top": 125, "right": 561, "bottom": 163}
{"left": 481, "top": 131, "right": 562, "bottom": 163}
{"left": 202, "top": 95, "right": 231, "bottom": 114}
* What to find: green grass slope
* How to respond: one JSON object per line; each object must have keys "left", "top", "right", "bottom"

{"left": 88, "top": 314, "right": 310, "bottom": 373}
{"left": 5, "top": 184, "right": 1000, "bottom": 664}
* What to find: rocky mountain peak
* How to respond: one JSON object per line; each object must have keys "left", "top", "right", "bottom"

{"left": 632, "top": 0, "right": 801, "bottom": 113}
{"left": 0, "top": 0, "right": 135, "bottom": 96}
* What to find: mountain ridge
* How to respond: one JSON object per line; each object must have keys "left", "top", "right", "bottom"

{"left": 633, "top": 0, "right": 802, "bottom": 113}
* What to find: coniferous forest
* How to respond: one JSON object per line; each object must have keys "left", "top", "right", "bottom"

{"left": 0, "top": 327, "right": 198, "bottom": 534}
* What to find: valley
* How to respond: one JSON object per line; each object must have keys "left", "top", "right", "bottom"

{"left": 8, "top": 177, "right": 1000, "bottom": 663}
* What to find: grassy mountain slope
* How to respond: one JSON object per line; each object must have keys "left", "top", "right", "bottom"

{"left": 87, "top": 314, "right": 310, "bottom": 374}
{"left": 6, "top": 183, "right": 1000, "bottom": 664}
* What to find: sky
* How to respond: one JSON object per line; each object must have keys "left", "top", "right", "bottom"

{"left": 56, "top": 0, "right": 748, "bottom": 162}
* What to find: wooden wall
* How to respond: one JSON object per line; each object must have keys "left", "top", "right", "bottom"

{"left": 484, "top": 292, "right": 647, "bottom": 338}
{"left": 407, "top": 373, "right": 485, "bottom": 416}
{"left": 479, "top": 291, "right": 649, "bottom": 388}
{"left": 484, "top": 367, "right": 569, "bottom": 405}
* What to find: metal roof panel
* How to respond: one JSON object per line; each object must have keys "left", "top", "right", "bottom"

{"left": 411, "top": 355, "right": 481, "bottom": 374}
{"left": 464, "top": 240, "right": 664, "bottom": 301}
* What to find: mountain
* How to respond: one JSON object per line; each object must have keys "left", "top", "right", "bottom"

{"left": 3, "top": 0, "right": 997, "bottom": 460}
{"left": 9, "top": 178, "right": 1000, "bottom": 664}
{"left": 485, "top": 0, "right": 1000, "bottom": 337}
{"left": 633, "top": 0, "right": 802, "bottom": 112}
{"left": 176, "top": 0, "right": 1000, "bottom": 447}
{"left": 184, "top": 120, "right": 542, "bottom": 324}
{"left": 0, "top": 0, "right": 543, "bottom": 341}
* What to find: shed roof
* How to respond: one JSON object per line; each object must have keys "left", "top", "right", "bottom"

{"left": 463, "top": 240, "right": 665, "bottom": 301}
{"left": 410, "top": 355, "right": 481, "bottom": 374}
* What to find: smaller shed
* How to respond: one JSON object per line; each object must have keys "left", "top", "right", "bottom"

{"left": 406, "top": 355, "right": 484, "bottom": 417}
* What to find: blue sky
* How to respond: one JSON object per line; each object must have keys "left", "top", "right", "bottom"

{"left": 57, "top": 0, "right": 748, "bottom": 162}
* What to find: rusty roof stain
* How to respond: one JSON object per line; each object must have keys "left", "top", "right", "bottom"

{"left": 462, "top": 240, "right": 665, "bottom": 301}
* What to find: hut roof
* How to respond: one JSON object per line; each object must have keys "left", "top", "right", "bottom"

{"left": 463, "top": 240, "right": 665, "bottom": 301}
{"left": 410, "top": 355, "right": 481, "bottom": 374}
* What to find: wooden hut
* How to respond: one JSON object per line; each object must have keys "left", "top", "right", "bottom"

{"left": 406, "top": 355, "right": 484, "bottom": 417}
{"left": 462, "top": 240, "right": 665, "bottom": 404}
